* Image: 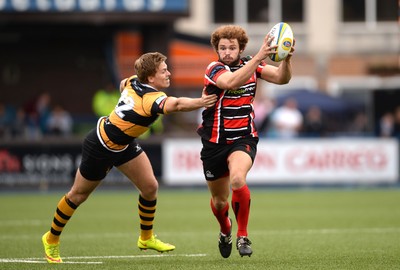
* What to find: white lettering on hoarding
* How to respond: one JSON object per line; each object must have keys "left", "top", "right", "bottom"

{"left": 79, "top": 0, "right": 100, "bottom": 11}
{"left": 0, "top": 0, "right": 169, "bottom": 11}
{"left": 104, "top": 0, "right": 116, "bottom": 10}
{"left": 123, "top": 0, "right": 144, "bottom": 11}
{"left": 23, "top": 154, "right": 74, "bottom": 174}
{"left": 11, "top": 0, "right": 29, "bottom": 11}
{"left": 37, "top": 0, "right": 51, "bottom": 11}
{"left": 149, "top": 0, "right": 164, "bottom": 11}
{"left": 55, "top": 0, "right": 75, "bottom": 11}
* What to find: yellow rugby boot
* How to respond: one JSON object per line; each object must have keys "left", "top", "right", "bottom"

{"left": 137, "top": 235, "right": 175, "bottom": 253}
{"left": 42, "top": 231, "right": 63, "bottom": 263}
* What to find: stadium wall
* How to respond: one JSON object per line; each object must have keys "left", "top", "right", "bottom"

{"left": 0, "top": 138, "right": 398, "bottom": 190}
{"left": 0, "top": 141, "right": 161, "bottom": 190}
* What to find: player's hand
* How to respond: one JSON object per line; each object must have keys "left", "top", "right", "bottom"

{"left": 285, "top": 38, "right": 296, "bottom": 61}
{"left": 119, "top": 78, "right": 128, "bottom": 93}
{"left": 255, "top": 33, "right": 278, "bottom": 61}
{"left": 201, "top": 89, "right": 218, "bottom": 108}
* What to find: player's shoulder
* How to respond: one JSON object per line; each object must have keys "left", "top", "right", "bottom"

{"left": 143, "top": 90, "right": 167, "bottom": 102}
{"left": 205, "top": 61, "right": 229, "bottom": 77}
{"left": 206, "top": 60, "right": 226, "bottom": 70}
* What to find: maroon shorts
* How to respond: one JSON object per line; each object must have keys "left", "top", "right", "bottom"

{"left": 200, "top": 137, "right": 258, "bottom": 181}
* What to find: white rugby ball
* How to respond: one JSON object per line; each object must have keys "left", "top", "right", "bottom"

{"left": 268, "top": 22, "right": 293, "bottom": 62}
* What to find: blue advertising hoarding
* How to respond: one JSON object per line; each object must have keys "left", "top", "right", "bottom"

{"left": 0, "top": 0, "right": 188, "bottom": 13}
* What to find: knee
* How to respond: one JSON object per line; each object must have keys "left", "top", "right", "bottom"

{"left": 230, "top": 174, "right": 246, "bottom": 190}
{"left": 66, "top": 191, "right": 89, "bottom": 206}
{"left": 140, "top": 180, "right": 159, "bottom": 200}
{"left": 212, "top": 197, "right": 229, "bottom": 210}
{"left": 214, "top": 200, "right": 227, "bottom": 210}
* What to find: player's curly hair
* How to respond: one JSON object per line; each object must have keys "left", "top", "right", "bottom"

{"left": 134, "top": 52, "right": 167, "bottom": 83}
{"left": 210, "top": 25, "right": 249, "bottom": 52}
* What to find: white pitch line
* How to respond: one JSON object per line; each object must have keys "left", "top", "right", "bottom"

{"left": 0, "top": 219, "right": 45, "bottom": 226}
{"left": 251, "top": 227, "right": 400, "bottom": 235}
{"left": 0, "top": 259, "right": 102, "bottom": 264}
{"left": 0, "top": 253, "right": 207, "bottom": 264}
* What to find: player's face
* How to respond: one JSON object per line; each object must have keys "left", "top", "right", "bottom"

{"left": 148, "top": 61, "right": 171, "bottom": 90}
{"left": 217, "top": 38, "right": 241, "bottom": 66}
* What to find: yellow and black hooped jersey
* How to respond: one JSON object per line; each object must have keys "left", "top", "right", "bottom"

{"left": 97, "top": 75, "right": 168, "bottom": 152}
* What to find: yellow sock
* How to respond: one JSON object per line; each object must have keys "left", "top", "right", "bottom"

{"left": 138, "top": 195, "right": 156, "bottom": 240}
{"left": 47, "top": 195, "right": 77, "bottom": 244}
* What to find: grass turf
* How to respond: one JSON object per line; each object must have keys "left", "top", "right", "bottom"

{"left": 0, "top": 187, "right": 399, "bottom": 269}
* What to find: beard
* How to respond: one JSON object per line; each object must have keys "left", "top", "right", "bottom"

{"left": 219, "top": 55, "right": 241, "bottom": 66}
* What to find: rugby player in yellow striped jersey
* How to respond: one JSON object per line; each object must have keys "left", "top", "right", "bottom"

{"left": 41, "top": 52, "right": 217, "bottom": 263}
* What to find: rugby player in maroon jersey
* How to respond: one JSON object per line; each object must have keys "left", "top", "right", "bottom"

{"left": 197, "top": 25, "right": 295, "bottom": 258}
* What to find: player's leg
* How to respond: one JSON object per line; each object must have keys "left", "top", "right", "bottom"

{"left": 42, "top": 169, "right": 101, "bottom": 263}
{"left": 207, "top": 177, "right": 233, "bottom": 258}
{"left": 227, "top": 150, "right": 253, "bottom": 257}
{"left": 117, "top": 152, "right": 175, "bottom": 252}
{"left": 208, "top": 176, "right": 231, "bottom": 234}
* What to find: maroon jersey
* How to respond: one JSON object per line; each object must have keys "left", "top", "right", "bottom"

{"left": 197, "top": 56, "right": 266, "bottom": 144}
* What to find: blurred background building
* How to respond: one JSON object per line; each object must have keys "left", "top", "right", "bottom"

{"left": 0, "top": 0, "right": 399, "bottom": 139}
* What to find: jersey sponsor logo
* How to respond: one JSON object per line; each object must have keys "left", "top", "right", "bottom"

{"left": 226, "top": 87, "right": 254, "bottom": 95}
{"left": 155, "top": 96, "right": 167, "bottom": 110}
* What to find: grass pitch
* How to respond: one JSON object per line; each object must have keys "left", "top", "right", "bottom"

{"left": 0, "top": 187, "right": 399, "bottom": 269}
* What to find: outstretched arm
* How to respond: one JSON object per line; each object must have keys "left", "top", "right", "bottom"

{"left": 164, "top": 89, "right": 217, "bottom": 113}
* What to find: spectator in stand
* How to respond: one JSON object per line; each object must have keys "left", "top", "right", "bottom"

{"left": 270, "top": 98, "right": 303, "bottom": 138}
{"left": 11, "top": 106, "right": 27, "bottom": 138}
{"left": 24, "top": 92, "right": 52, "bottom": 139}
{"left": 253, "top": 95, "right": 276, "bottom": 137}
{"left": 347, "top": 111, "right": 368, "bottom": 136}
{"left": 47, "top": 105, "right": 73, "bottom": 136}
{"left": 302, "top": 105, "right": 324, "bottom": 137}
{"left": 379, "top": 112, "right": 394, "bottom": 138}
{"left": 0, "top": 102, "right": 10, "bottom": 138}
{"left": 392, "top": 106, "right": 400, "bottom": 140}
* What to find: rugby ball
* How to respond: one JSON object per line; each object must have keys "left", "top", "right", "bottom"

{"left": 268, "top": 22, "right": 293, "bottom": 62}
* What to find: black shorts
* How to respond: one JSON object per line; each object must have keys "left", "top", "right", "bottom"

{"left": 200, "top": 137, "right": 258, "bottom": 181}
{"left": 79, "top": 129, "right": 143, "bottom": 181}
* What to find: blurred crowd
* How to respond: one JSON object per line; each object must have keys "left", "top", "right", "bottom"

{"left": 1, "top": 90, "right": 400, "bottom": 141}
{"left": 254, "top": 96, "right": 400, "bottom": 140}
{"left": 0, "top": 92, "right": 73, "bottom": 140}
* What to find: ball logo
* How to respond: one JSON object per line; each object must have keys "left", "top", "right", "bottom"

{"left": 282, "top": 38, "right": 292, "bottom": 51}
{"left": 268, "top": 22, "right": 293, "bottom": 62}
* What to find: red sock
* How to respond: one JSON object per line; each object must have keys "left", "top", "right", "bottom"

{"left": 231, "top": 185, "right": 251, "bottom": 237}
{"left": 210, "top": 199, "right": 231, "bottom": 235}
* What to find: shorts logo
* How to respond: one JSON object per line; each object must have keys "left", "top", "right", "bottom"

{"left": 206, "top": 170, "right": 214, "bottom": 178}
{"left": 245, "top": 144, "right": 251, "bottom": 152}
{"left": 135, "top": 145, "right": 142, "bottom": 152}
